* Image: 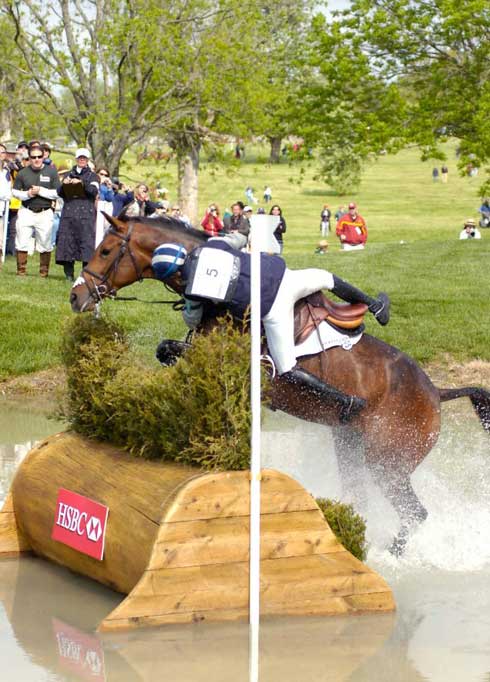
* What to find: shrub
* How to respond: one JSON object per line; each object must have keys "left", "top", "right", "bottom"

{"left": 316, "top": 498, "right": 367, "bottom": 561}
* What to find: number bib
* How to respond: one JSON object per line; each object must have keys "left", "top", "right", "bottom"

{"left": 185, "top": 247, "right": 241, "bottom": 303}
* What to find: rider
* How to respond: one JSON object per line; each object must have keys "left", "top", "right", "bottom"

{"left": 151, "top": 231, "right": 390, "bottom": 422}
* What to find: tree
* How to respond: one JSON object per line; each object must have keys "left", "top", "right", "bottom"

{"left": 0, "top": 0, "right": 229, "bottom": 172}
{"left": 331, "top": 0, "right": 490, "bottom": 192}
{"left": 299, "top": 11, "right": 407, "bottom": 193}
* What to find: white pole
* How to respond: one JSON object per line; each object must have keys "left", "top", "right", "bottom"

{"left": 249, "top": 218, "right": 262, "bottom": 682}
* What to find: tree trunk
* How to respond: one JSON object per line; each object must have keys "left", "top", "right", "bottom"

{"left": 176, "top": 141, "right": 200, "bottom": 226}
{"left": 269, "top": 136, "right": 282, "bottom": 164}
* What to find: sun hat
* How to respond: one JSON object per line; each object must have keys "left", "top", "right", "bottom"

{"left": 75, "top": 147, "right": 91, "bottom": 159}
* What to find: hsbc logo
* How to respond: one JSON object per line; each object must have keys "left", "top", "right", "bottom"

{"left": 86, "top": 516, "right": 102, "bottom": 542}
{"left": 56, "top": 503, "right": 102, "bottom": 542}
{"left": 52, "top": 489, "right": 109, "bottom": 561}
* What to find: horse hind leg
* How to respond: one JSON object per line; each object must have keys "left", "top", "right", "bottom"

{"left": 376, "top": 468, "right": 428, "bottom": 557}
{"left": 332, "top": 426, "right": 369, "bottom": 513}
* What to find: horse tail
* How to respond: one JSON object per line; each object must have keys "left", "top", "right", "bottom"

{"left": 438, "top": 386, "right": 490, "bottom": 434}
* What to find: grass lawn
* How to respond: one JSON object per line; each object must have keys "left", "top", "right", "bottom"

{"left": 1, "top": 141, "right": 489, "bottom": 381}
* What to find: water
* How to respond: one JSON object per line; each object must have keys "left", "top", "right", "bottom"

{"left": 1, "top": 400, "right": 490, "bottom": 681}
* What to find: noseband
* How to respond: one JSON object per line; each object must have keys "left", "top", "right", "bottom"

{"left": 81, "top": 225, "right": 144, "bottom": 309}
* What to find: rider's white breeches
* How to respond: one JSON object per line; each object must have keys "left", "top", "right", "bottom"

{"left": 262, "top": 268, "right": 334, "bottom": 375}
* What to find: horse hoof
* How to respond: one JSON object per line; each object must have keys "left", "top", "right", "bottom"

{"left": 389, "top": 532, "right": 408, "bottom": 557}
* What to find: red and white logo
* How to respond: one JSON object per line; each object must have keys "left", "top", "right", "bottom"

{"left": 52, "top": 488, "right": 109, "bottom": 561}
{"left": 53, "top": 618, "right": 106, "bottom": 682}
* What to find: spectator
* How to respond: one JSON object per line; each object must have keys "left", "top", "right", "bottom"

{"left": 320, "top": 204, "right": 331, "bottom": 237}
{"left": 170, "top": 204, "right": 191, "bottom": 227}
{"left": 478, "top": 198, "right": 490, "bottom": 228}
{"left": 124, "top": 183, "right": 158, "bottom": 218}
{"left": 245, "top": 186, "right": 257, "bottom": 204}
{"left": 334, "top": 205, "right": 345, "bottom": 222}
{"left": 51, "top": 166, "right": 69, "bottom": 247}
{"left": 459, "top": 218, "right": 481, "bottom": 240}
{"left": 41, "top": 142, "right": 57, "bottom": 170}
{"left": 441, "top": 165, "right": 448, "bottom": 183}
{"left": 263, "top": 185, "right": 272, "bottom": 203}
{"left": 315, "top": 240, "right": 329, "bottom": 255}
{"left": 200, "top": 203, "right": 224, "bottom": 237}
{"left": 15, "top": 141, "right": 29, "bottom": 168}
{"left": 0, "top": 145, "right": 12, "bottom": 265}
{"left": 56, "top": 147, "right": 99, "bottom": 281}
{"left": 270, "top": 204, "right": 286, "bottom": 254}
{"left": 111, "top": 179, "right": 134, "bottom": 216}
{"left": 335, "top": 202, "right": 368, "bottom": 251}
{"left": 432, "top": 167, "right": 439, "bottom": 182}
{"left": 223, "top": 202, "right": 250, "bottom": 235}
{"left": 12, "top": 143, "right": 60, "bottom": 277}
{"left": 95, "top": 167, "right": 114, "bottom": 246}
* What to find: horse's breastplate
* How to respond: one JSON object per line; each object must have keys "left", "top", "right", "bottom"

{"left": 185, "top": 247, "right": 241, "bottom": 303}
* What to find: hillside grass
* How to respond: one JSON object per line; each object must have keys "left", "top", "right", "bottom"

{"left": 1, "top": 141, "right": 489, "bottom": 381}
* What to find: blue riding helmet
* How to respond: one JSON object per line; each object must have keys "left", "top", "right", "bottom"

{"left": 152, "top": 243, "right": 188, "bottom": 280}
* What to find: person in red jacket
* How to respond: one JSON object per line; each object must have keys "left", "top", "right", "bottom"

{"left": 200, "top": 203, "right": 224, "bottom": 237}
{"left": 336, "top": 202, "right": 368, "bottom": 251}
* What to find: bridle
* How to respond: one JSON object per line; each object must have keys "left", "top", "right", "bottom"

{"left": 80, "top": 224, "right": 145, "bottom": 311}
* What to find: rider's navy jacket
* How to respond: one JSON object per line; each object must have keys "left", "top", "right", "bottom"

{"left": 181, "top": 240, "right": 286, "bottom": 319}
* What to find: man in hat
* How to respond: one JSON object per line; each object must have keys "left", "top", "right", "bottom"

{"left": 459, "top": 218, "right": 481, "bottom": 240}
{"left": 55, "top": 147, "right": 99, "bottom": 281}
{"left": 12, "top": 143, "right": 60, "bottom": 277}
{"left": 336, "top": 202, "right": 368, "bottom": 251}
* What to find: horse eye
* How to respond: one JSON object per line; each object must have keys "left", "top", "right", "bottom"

{"left": 101, "top": 248, "right": 111, "bottom": 257}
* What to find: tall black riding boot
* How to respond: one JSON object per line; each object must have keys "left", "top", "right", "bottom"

{"left": 331, "top": 275, "right": 390, "bottom": 326}
{"left": 281, "top": 366, "right": 366, "bottom": 423}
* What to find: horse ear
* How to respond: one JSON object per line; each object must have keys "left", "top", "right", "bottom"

{"left": 102, "top": 212, "right": 126, "bottom": 233}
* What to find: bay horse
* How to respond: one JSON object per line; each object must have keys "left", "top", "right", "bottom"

{"left": 69, "top": 214, "right": 490, "bottom": 555}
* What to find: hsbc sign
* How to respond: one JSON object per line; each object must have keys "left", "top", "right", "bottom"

{"left": 52, "top": 489, "right": 109, "bottom": 561}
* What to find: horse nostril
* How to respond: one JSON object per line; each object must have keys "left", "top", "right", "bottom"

{"left": 70, "top": 292, "right": 78, "bottom": 306}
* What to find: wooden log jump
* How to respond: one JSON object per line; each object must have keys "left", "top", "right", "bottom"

{"left": 0, "top": 432, "right": 395, "bottom": 631}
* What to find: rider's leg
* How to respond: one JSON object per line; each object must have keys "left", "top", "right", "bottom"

{"left": 331, "top": 275, "right": 390, "bottom": 326}
{"left": 263, "top": 270, "right": 365, "bottom": 422}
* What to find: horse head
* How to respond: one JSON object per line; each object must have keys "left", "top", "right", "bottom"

{"left": 70, "top": 212, "right": 207, "bottom": 312}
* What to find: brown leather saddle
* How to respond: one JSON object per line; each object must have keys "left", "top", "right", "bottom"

{"left": 294, "top": 291, "right": 367, "bottom": 345}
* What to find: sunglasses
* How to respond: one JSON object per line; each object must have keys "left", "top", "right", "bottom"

{"left": 30, "top": 154, "right": 43, "bottom": 159}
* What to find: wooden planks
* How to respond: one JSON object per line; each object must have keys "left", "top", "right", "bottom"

{"left": 0, "top": 432, "right": 395, "bottom": 631}
{"left": 0, "top": 493, "right": 31, "bottom": 556}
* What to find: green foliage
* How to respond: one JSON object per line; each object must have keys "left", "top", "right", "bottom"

{"left": 316, "top": 498, "right": 367, "bottom": 561}
{"left": 60, "top": 314, "right": 256, "bottom": 470}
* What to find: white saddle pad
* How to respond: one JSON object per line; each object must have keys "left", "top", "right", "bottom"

{"left": 294, "top": 320, "right": 362, "bottom": 358}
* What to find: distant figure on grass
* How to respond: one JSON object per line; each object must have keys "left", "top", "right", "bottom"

{"left": 315, "top": 240, "right": 329, "bottom": 255}
{"left": 432, "top": 167, "right": 439, "bottom": 182}
{"left": 263, "top": 186, "right": 272, "bottom": 203}
{"left": 320, "top": 204, "right": 331, "bottom": 237}
{"left": 200, "top": 203, "right": 224, "bottom": 237}
{"left": 334, "top": 205, "right": 345, "bottom": 222}
{"left": 270, "top": 204, "right": 286, "bottom": 254}
{"left": 441, "top": 165, "right": 448, "bottom": 183}
{"left": 478, "top": 198, "right": 490, "bottom": 228}
{"left": 245, "top": 186, "right": 257, "bottom": 204}
{"left": 459, "top": 218, "right": 481, "bottom": 240}
{"left": 336, "top": 202, "right": 368, "bottom": 251}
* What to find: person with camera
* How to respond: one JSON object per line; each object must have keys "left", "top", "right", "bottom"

{"left": 200, "top": 203, "right": 224, "bottom": 237}
{"left": 459, "top": 218, "right": 481, "bottom": 240}
{"left": 95, "top": 167, "right": 114, "bottom": 247}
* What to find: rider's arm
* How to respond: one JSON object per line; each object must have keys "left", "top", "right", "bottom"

{"left": 182, "top": 297, "right": 204, "bottom": 329}
{"left": 208, "top": 232, "right": 247, "bottom": 250}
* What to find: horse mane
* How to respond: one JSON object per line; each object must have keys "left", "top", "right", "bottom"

{"left": 119, "top": 214, "right": 209, "bottom": 243}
